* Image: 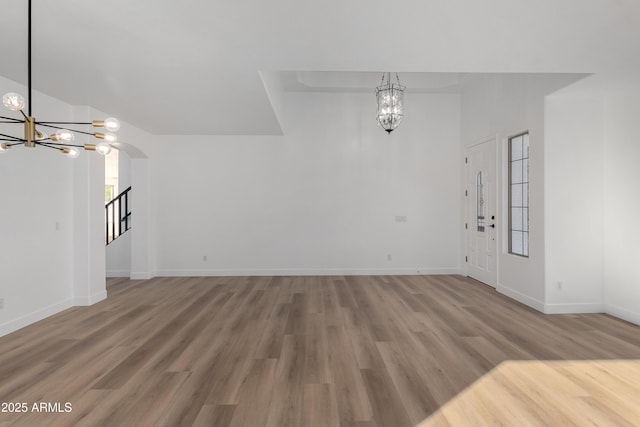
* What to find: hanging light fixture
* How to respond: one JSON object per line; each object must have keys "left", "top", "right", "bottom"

{"left": 0, "top": 0, "right": 119, "bottom": 158}
{"left": 375, "top": 72, "right": 405, "bottom": 134}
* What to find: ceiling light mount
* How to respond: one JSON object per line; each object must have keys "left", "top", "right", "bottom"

{"left": 0, "top": 0, "right": 119, "bottom": 158}
{"left": 375, "top": 72, "right": 405, "bottom": 134}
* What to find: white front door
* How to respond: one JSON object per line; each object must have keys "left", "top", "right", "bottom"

{"left": 466, "top": 138, "right": 497, "bottom": 287}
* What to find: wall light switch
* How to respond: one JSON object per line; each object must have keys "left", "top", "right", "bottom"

{"left": 395, "top": 216, "right": 407, "bottom": 223}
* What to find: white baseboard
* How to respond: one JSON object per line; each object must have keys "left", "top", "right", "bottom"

{"left": 106, "top": 270, "right": 130, "bottom": 278}
{"left": 544, "top": 302, "right": 605, "bottom": 314}
{"left": 130, "top": 272, "right": 153, "bottom": 280}
{"left": 73, "top": 290, "right": 107, "bottom": 307}
{"left": 496, "top": 284, "right": 545, "bottom": 312}
{"left": 154, "top": 267, "right": 462, "bottom": 277}
{"left": 606, "top": 303, "right": 640, "bottom": 326}
{"left": 0, "top": 298, "right": 74, "bottom": 337}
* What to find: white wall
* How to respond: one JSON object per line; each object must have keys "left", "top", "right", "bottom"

{"left": 71, "top": 108, "right": 107, "bottom": 306}
{"left": 460, "top": 74, "right": 584, "bottom": 310}
{"left": 0, "top": 75, "right": 106, "bottom": 335}
{"left": 603, "top": 87, "right": 640, "bottom": 325}
{"left": 0, "top": 77, "right": 148, "bottom": 335}
{"left": 119, "top": 150, "right": 132, "bottom": 192}
{"left": 106, "top": 150, "right": 131, "bottom": 277}
{"left": 152, "top": 92, "right": 461, "bottom": 275}
{"left": 106, "top": 232, "right": 131, "bottom": 277}
{"left": 541, "top": 77, "right": 640, "bottom": 325}
{"left": 544, "top": 93, "right": 605, "bottom": 313}
{"left": 0, "top": 148, "right": 74, "bottom": 335}
{"left": 130, "top": 158, "right": 153, "bottom": 279}
{"left": 6, "top": 67, "right": 638, "bottom": 335}
{"left": 100, "top": 108, "right": 154, "bottom": 280}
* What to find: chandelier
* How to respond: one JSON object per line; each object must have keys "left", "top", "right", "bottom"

{"left": 0, "top": 0, "right": 119, "bottom": 158}
{"left": 375, "top": 72, "right": 405, "bottom": 134}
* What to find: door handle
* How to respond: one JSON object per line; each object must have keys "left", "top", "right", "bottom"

{"left": 489, "top": 224, "right": 495, "bottom": 228}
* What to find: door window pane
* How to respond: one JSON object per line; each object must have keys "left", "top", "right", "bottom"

{"left": 511, "top": 184, "right": 522, "bottom": 207}
{"left": 511, "top": 208, "right": 523, "bottom": 231}
{"left": 477, "top": 172, "right": 485, "bottom": 232}
{"left": 511, "top": 135, "right": 523, "bottom": 160}
{"left": 511, "top": 160, "right": 523, "bottom": 184}
{"left": 512, "top": 231, "right": 523, "bottom": 255}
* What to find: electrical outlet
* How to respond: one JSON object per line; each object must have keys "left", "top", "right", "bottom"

{"left": 202, "top": 255, "right": 208, "bottom": 262}
{"left": 557, "top": 281, "right": 562, "bottom": 290}
{"left": 387, "top": 254, "right": 392, "bottom": 261}
{"left": 395, "top": 215, "right": 407, "bottom": 223}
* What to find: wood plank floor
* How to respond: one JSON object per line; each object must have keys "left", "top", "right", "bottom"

{"left": 0, "top": 275, "right": 639, "bottom": 426}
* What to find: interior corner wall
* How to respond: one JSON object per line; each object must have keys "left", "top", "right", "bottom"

{"left": 152, "top": 92, "right": 461, "bottom": 276}
{"left": 105, "top": 156, "right": 153, "bottom": 281}
{"left": 106, "top": 150, "right": 132, "bottom": 277}
{"left": 130, "top": 158, "right": 153, "bottom": 279}
{"left": 460, "top": 75, "right": 579, "bottom": 311}
{"left": 602, "top": 88, "right": 640, "bottom": 325}
{"left": 106, "top": 232, "right": 131, "bottom": 277}
{"left": 98, "top": 108, "right": 154, "bottom": 280}
{"left": 259, "top": 71, "right": 286, "bottom": 135}
{"left": 71, "top": 107, "right": 107, "bottom": 306}
{"left": 544, "top": 94, "right": 605, "bottom": 313}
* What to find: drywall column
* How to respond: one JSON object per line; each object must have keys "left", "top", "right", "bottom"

{"left": 130, "top": 158, "right": 152, "bottom": 279}
{"left": 603, "top": 88, "right": 640, "bottom": 325}
{"left": 544, "top": 94, "right": 604, "bottom": 313}
{"left": 72, "top": 136, "right": 107, "bottom": 305}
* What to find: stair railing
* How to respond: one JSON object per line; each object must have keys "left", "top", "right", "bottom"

{"left": 105, "top": 186, "right": 132, "bottom": 245}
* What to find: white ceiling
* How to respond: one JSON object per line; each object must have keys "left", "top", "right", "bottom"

{"left": 281, "top": 72, "right": 465, "bottom": 93}
{"left": 1, "top": 0, "right": 639, "bottom": 135}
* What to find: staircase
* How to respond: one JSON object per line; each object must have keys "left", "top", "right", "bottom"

{"left": 106, "top": 186, "right": 132, "bottom": 245}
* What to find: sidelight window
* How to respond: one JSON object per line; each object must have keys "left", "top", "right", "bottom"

{"left": 508, "top": 132, "right": 529, "bottom": 257}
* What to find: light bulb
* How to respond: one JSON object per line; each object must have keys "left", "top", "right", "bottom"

{"left": 36, "top": 131, "right": 48, "bottom": 141}
{"left": 2, "top": 92, "right": 25, "bottom": 111}
{"left": 64, "top": 147, "right": 80, "bottom": 158}
{"left": 0, "top": 143, "right": 8, "bottom": 153}
{"left": 95, "top": 133, "right": 118, "bottom": 143}
{"left": 104, "top": 118, "right": 120, "bottom": 132}
{"left": 53, "top": 129, "right": 75, "bottom": 142}
{"left": 95, "top": 142, "right": 112, "bottom": 155}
